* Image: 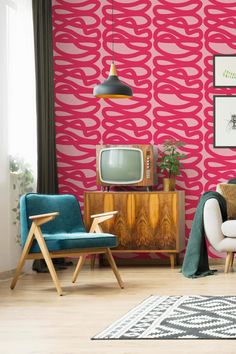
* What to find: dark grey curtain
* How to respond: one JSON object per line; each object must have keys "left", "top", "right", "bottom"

{"left": 32, "top": 0, "right": 61, "bottom": 272}
{"left": 32, "top": 0, "right": 58, "bottom": 194}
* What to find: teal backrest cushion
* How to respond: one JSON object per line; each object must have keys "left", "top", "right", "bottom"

{"left": 20, "top": 193, "right": 86, "bottom": 247}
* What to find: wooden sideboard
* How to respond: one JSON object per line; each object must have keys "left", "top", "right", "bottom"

{"left": 84, "top": 191, "right": 185, "bottom": 268}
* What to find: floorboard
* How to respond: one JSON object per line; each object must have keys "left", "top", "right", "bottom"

{"left": 0, "top": 264, "right": 235, "bottom": 354}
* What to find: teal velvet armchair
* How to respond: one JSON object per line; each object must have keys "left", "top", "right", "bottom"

{"left": 10, "top": 193, "right": 124, "bottom": 295}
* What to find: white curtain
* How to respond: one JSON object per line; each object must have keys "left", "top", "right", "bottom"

{"left": 8, "top": 0, "right": 37, "bottom": 171}
{"left": 0, "top": 0, "right": 36, "bottom": 273}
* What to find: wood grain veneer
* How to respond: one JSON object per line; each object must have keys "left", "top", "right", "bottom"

{"left": 84, "top": 191, "right": 185, "bottom": 267}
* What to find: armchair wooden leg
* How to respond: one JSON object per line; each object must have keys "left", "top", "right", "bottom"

{"left": 10, "top": 224, "right": 36, "bottom": 290}
{"left": 72, "top": 255, "right": 86, "bottom": 283}
{"left": 105, "top": 248, "right": 124, "bottom": 289}
{"left": 34, "top": 227, "right": 63, "bottom": 296}
{"left": 225, "top": 252, "right": 233, "bottom": 273}
{"left": 231, "top": 253, "right": 235, "bottom": 269}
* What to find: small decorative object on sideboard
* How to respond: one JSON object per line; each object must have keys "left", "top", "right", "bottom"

{"left": 159, "top": 139, "right": 187, "bottom": 191}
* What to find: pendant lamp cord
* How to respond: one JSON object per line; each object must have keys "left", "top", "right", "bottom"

{"left": 112, "top": 0, "right": 114, "bottom": 63}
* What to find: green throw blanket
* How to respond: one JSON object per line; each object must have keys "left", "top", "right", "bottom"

{"left": 182, "top": 191, "right": 227, "bottom": 278}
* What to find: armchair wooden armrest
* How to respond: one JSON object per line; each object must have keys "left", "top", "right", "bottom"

{"left": 89, "top": 211, "right": 118, "bottom": 233}
{"left": 90, "top": 211, "right": 118, "bottom": 218}
{"left": 29, "top": 212, "right": 59, "bottom": 226}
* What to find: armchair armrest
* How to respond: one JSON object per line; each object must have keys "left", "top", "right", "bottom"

{"left": 204, "top": 199, "right": 224, "bottom": 251}
{"left": 29, "top": 212, "right": 59, "bottom": 226}
{"left": 90, "top": 211, "right": 118, "bottom": 218}
{"left": 89, "top": 211, "right": 118, "bottom": 233}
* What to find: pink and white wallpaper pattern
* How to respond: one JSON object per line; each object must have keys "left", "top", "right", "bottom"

{"left": 52, "top": 0, "right": 236, "bottom": 258}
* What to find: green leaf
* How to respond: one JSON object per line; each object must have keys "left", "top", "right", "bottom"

{"left": 158, "top": 139, "right": 187, "bottom": 177}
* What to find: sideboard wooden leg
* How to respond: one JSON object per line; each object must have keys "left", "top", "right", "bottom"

{"left": 170, "top": 254, "right": 175, "bottom": 269}
{"left": 90, "top": 254, "right": 96, "bottom": 270}
{"left": 98, "top": 254, "right": 104, "bottom": 267}
{"left": 175, "top": 254, "right": 179, "bottom": 266}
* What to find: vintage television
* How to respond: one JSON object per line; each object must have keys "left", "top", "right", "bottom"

{"left": 96, "top": 145, "right": 157, "bottom": 188}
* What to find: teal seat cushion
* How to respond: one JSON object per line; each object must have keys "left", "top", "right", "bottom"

{"left": 20, "top": 193, "right": 118, "bottom": 254}
{"left": 30, "top": 232, "right": 118, "bottom": 253}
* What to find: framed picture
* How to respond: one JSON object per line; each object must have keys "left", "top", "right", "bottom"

{"left": 214, "top": 55, "right": 236, "bottom": 87}
{"left": 214, "top": 95, "right": 236, "bottom": 148}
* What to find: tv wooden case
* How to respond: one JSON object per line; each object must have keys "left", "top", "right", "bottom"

{"left": 96, "top": 144, "right": 156, "bottom": 187}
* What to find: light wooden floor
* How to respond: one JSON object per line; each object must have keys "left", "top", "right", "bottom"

{"left": 1, "top": 264, "right": 236, "bottom": 354}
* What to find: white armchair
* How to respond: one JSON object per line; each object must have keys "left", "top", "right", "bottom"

{"left": 204, "top": 196, "right": 236, "bottom": 273}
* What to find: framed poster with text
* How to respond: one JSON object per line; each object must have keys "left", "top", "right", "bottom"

{"left": 214, "top": 55, "right": 236, "bottom": 87}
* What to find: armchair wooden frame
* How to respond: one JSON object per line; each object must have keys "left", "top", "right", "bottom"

{"left": 10, "top": 211, "right": 124, "bottom": 296}
{"left": 225, "top": 252, "right": 235, "bottom": 273}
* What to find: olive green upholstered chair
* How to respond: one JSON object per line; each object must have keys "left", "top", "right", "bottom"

{"left": 10, "top": 193, "right": 124, "bottom": 295}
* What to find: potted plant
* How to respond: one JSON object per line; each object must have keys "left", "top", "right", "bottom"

{"left": 9, "top": 156, "right": 35, "bottom": 244}
{"left": 159, "top": 139, "right": 186, "bottom": 191}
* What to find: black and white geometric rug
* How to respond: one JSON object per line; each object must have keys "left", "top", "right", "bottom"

{"left": 92, "top": 295, "right": 236, "bottom": 339}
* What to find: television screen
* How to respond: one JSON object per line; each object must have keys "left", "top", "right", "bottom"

{"left": 99, "top": 148, "right": 143, "bottom": 184}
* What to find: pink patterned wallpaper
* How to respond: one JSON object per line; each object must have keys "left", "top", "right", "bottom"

{"left": 52, "top": 0, "right": 236, "bottom": 258}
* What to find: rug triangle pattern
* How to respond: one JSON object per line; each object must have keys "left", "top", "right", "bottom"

{"left": 93, "top": 295, "right": 236, "bottom": 339}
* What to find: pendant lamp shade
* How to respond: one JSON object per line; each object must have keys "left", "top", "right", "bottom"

{"left": 93, "top": 63, "right": 133, "bottom": 99}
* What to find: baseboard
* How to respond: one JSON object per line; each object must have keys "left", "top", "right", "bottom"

{"left": 0, "top": 260, "right": 33, "bottom": 281}
{"left": 0, "top": 269, "right": 16, "bottom": 281}
{"left": 0, "top": 257, "right": 225, "bottom": 277}
{"left": 209, "top": 258, "right": 226, "bottom": 266}
{"left": 95, "top": 255, "right": 182, "bottom": 267}
{"left": 91, "top": 255, "right": 227, "bottom": 267}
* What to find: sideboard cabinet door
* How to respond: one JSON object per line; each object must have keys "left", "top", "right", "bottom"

{"left": 84, "top": 191, "right": 185, "bottom": 258}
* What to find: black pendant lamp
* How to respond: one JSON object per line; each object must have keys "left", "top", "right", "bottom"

{"left": 93, "top": 0, "right": 133, "bottom": 99}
